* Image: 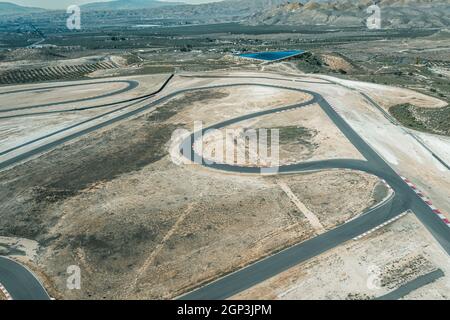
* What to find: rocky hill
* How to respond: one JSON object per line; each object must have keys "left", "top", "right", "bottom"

{"left": 142, "top": 0, "right": 291, "bottom": 21}
{"left": 83, "top": 0, "right": 292, "bottom": 23}
{"left": 81, "top": 0, "right": 184, "bottom": 11}
{"left": 1, "top": 0, "right": 448, "bottom": 29}
{"left": 245, "top": 0, "right": 450, "bottom": 28}
{"left": 0, "top": 2, "right": 46, "bottom": 16}
{"left": 80, "top": 0, "right": 293, "bottom": 14}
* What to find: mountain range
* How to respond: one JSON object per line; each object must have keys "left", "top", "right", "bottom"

{"left": 80, "top": 0, "right": 183, "bottom": 11}
{"left": 246, "top": 0, "right": 450, "bottom": 28}
{"left": 1, "top": 0, "right": 449, "bottom": 29}
{"left": 0, "top": 0, "right": 294, "bottom": 14}
{"left": 0, "top": 2, "right": 46, "bottom": 15}
{"left": 79, "top": 0, "right": 293, "bottom": 12}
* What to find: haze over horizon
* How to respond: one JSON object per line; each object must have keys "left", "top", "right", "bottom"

{"left": 4, "top": 0, "right": 222, "bottom": 10}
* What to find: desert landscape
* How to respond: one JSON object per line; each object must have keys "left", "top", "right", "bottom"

{"left": 0, "top": 0, "right": 449, "bottom": 303}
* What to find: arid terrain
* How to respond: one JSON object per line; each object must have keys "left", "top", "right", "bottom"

{"left": 233, "top": 213, "right": 450, "bottom": 300}
{"left": 0, "top": 74, "right": 390, "bottom": 299}
{"left": 0, "top": 67, "right": 448, "bottom": 300}
{"left": 0, "top": 0, "right": 449, "bottom": 301}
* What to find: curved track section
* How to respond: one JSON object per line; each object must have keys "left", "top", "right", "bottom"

{"left": 0, "top": 80, "right": 139, "bottom": 113}
{"left": 0, "top": 75, "right": 174, "bottom": 161}
{"left": 0, "top": 257, "right": 50, "bottom": 300}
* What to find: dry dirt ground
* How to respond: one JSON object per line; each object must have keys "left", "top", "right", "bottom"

{"left": 0, "top": 54, "right": 125, "bottom": 72}
{"left": 233, "top": 213, "right": 450, "bottom": 300}
{"left": 416, "top": 132, "right": 450, "bottom": 165}
{"left": 0, "top": 79, "right": 384, "bottom": 299}
{"left": 37, "top": 164, "right": 382, "bottom": 300}
{"left": 321, "top": 76, "right": 447, "bottom": 111}
{"left": 274, "top": 172, "right": 389, "bottom": 232}
{"left": 320, "top": 54, "right": 355, "bottom": 74}
{"left": 168, "top": 85, "right": 312, "bottom": 129}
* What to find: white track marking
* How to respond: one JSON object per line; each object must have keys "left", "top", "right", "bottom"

{"left": 0, "top": 282, "right": 12, "bottom": 300}
{"left": 353, "top": 211, "right": 409, "bottom": 241}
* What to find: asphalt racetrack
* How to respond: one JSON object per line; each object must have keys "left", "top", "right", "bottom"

{"left": 0, "top": 74, "right": 448, "bottom": 300}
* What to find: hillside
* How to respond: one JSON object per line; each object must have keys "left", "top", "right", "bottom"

{"left": 138, "top": 0, "right": 291, "bottom": 20}
{"left": 245, "top": 0, "right": 450, "bottom": 28}
{"left": 0, "top": 2, "right": 46, "bottom": 15}
{"left": 81, "top": 0, "right": 184, "bottom": 11}
{"left": 78, "top": 0, "right": 291, "bottom": 23}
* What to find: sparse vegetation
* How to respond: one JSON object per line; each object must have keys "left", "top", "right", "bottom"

{"left": 391, "top": 103, "right": 450, "bottom": 136}
{"left": 279, "top": 125, "right": 317, "bottom": 148}
{"left": 295, "top": 52, "right": 324, "bottom": 73}
{"left": 0, "top": 118, "right": 178, "bottom": 239}
{"left": 381, "top": 255, "right": 436, "bottom": 290}
{"left": 0, "top": 61, "right": 117, "bottom": 85}
{"left": 146, "top": 90, "right": 229, "bottom": 122}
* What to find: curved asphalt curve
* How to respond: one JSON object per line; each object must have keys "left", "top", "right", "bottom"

{"left": 1, "top": 76, "right": 449, "bottom": 299}
{"left": 0, "top": 257, "right": 50, "bottom": 300}
{"left": 0, "top": 75, "right": 174, "bottom": 160}
{"left": 177, "top": 84, "right": 450, "bottom": 300}
{"left": 0, "top": 80, "right": 139, "bottom": 113}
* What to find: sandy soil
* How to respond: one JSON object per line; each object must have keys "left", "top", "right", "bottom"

{"left": 233, "top": 213, "right": 450, "bottom": 300}
{"left": 0, "top": 73, "right": 169, "bottom": 114}
{"left": 0, "top": 109, "right": 124, "bottom": 154}
{"left": 274, "top": 171, "right": 387, "bottom": 231}
{"left": 0, "top": 74, "right": 169, "bottom": 122}
{"left": 430, "top": 66, "right": 450, "bottom": 79}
